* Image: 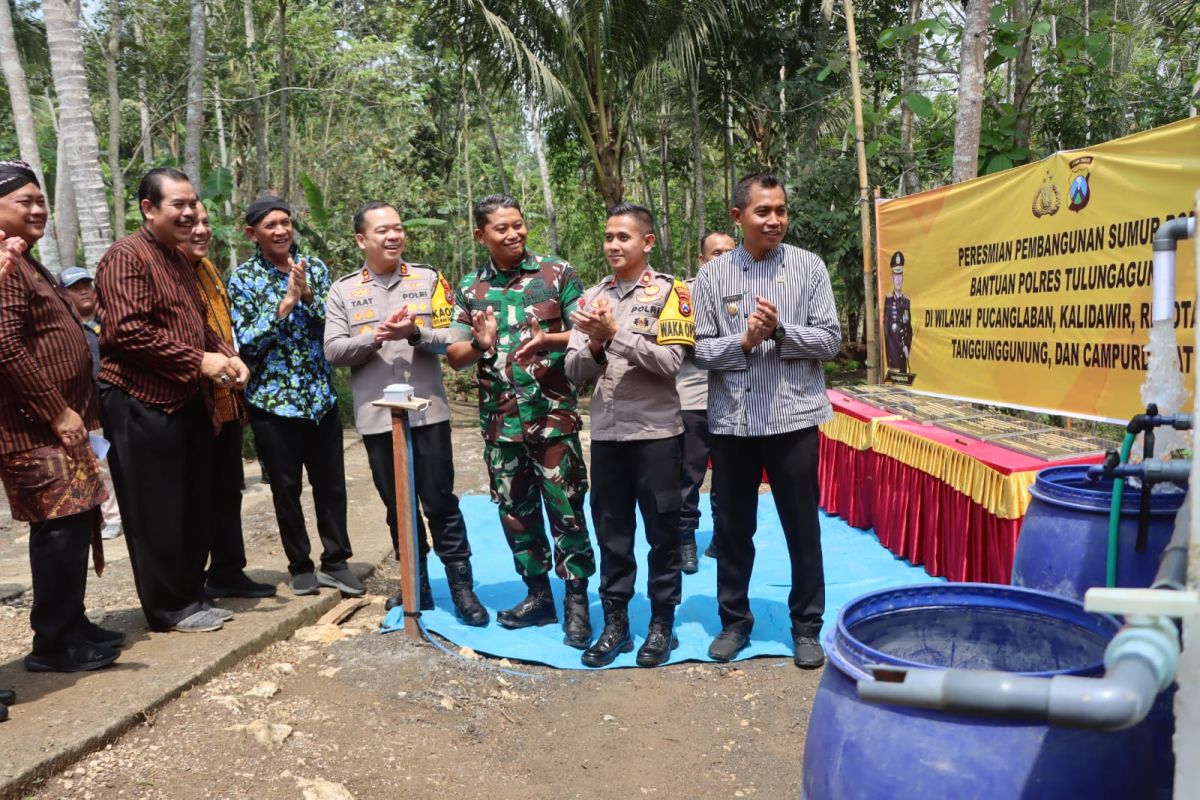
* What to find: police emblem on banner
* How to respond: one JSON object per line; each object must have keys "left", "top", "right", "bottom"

{"left": 1031, "top": 170, "right": 1061, "bottom": 218}
{"left": 1068, "top": 156, "right": 1092, "bottom": 212}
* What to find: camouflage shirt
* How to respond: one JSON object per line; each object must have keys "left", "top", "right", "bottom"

{"left": 449, "top": 251, "right": 585, "bottom": 443}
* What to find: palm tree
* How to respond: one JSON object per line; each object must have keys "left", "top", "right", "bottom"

{"left": 0, "top": 0, "right": 62, "bottom": 267}
{"left": 438, "top": 0, "right": 745, "bottom": 207}
{"left": 42, "top": 0, "right": 113, "bottom": 265}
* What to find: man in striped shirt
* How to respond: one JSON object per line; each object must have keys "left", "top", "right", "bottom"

{"left": 97, "top": 168, "right": 250, "bottom": 634}
{"left": 693, "top": 174, "right": 841, "bottom": 669}
{"left": 0, "top": 160, "right": 122, "bottom": 680}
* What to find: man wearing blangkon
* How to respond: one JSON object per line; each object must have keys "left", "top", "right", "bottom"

{"left": 692, "top": 174, "right": 841, "bottom": 669}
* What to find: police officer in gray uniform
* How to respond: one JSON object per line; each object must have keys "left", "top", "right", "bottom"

{"left": 324, "top": 201, "right": 487, "bottom": 626}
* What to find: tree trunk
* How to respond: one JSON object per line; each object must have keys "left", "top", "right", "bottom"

{"left": 184, "top": 0, "right": 205, "bottom": 182}
{"left": 473, "top": 72, "right": 510, "bottom": 196}
{"left": 657, "top": 103, "right": 673, "bottom": 271}
{"left": 690, "top": 65, "right": 706, "bottom": 252}
{"left": 951, "top": 0, "right": 991, "bottom": 183}
{"left": 105, "top": 0, "right": 125, "bottom": 238}
{"left": 899, "top": 0, "right": 920, "bottom": 195}
{"left": 278, "top": 0, "right": 290, "bottom": 199}
{"left": 630, "top": 129, "right": 659, "bottom": 225}
{"left": 133, "top": 14, "right": 152, "bottom": 163}
{"left": 243, "top": 0, "right": 268, "bottom": 193}
{"left": 531, "top": 107, "right": 558, "bottom": 255}
{"left": 46, "top": 93, "right": 80, "bottom": 264}
{"left": 43, "top": 0, "right": 113, "bottom": 266}
{"left": 0, "top": 0, "right": 61, "bottom": 267}
{"left": 1011, "top": 0, "right": 1037, "bottom": 157}
{"left": 724, "top": 62, "right": 734, "bottom": 210}
{"left": 213, "top": 88, "right": 238, "bottom": 270}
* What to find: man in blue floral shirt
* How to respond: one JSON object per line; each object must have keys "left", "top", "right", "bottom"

{"left": 228, "top": 196, "right": 363, "bottom": 597}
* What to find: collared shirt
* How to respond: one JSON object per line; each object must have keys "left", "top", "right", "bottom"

{"left": 565, "top": 268, "right": 694, "bottom": 441}
{"left": 675, "top": 277, "right": 709, "bottom": 411}
{"left": 0, "top": 252, "right": 100, "bottom": 455}
{"left": 693, "top": 243, "right": 841, "bottom": 437}
{"left": 194, "top": 257, "right": 247, "bottom": 425}
{"left": 96, "top": 226, "right": 234, "bottom": 421}
{"left": 325, "top": 262, "right": 455, "bottom": 435}
{"left": 449, "top": 251, "right": 585, "bottom": 443}
{"left": 227, "top": 247, "right": 336, "bottom": 421}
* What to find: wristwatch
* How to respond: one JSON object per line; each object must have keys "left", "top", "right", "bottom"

{"left": 470, "top": 338, "right": 489, "bottom": 353}
{"left": 772, "top": 324, "right": 787, "bottom": 344}
{"left": 407, "top": 328, "right": 422, "bottom": 346}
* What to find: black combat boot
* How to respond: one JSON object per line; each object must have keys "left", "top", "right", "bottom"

{"left": 680, "top": 531, "right": 699, "bottom": 575}
{"left": 496, "top": 573, "right": 557, "bottom": 629}
{"left": 445, "top": 560, "right": 489, "bottom": 627}
{"left": 561, "top": 578, "right": 592, "bottom": 649}
{"left": 636, "top": 613, "right": 679, "bottom": 667}
{"left": 581, "top": 599, "right": 633, "bottom": 667}
{"left": 385, "top": 557, "right": 435, "bottom": 612}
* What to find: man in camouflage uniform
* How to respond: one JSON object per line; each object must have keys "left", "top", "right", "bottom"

{"left": 446, "top": 194, "right": 595, "bottom": 649}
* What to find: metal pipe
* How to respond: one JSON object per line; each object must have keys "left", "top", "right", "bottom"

{"left": 858, "top": 617, "right": 1179, "bottom": 732}
{"left": 1087, "top": 459, "right": 1192, "bottom": 485}
{"left": 1151, "top": 216, "right": 1196, "bottom": 322}
{"left": 1153, "top": 492, "right": 1190, "bottom": 591}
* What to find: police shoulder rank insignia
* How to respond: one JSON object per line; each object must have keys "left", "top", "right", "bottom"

{"left": 638, "top": 270, "right": 653, "bottom": 286}
{"left": 400, "top": 263, "right": 410, "bottom": 277}
{"left": 657, "top": 280, "right": 696, "bottom": 346}
{"left": 360, "top": 268, "right": 372, "bottom": 283}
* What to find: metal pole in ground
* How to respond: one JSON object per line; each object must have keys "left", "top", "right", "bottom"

{"left": 373, "top": 397, "right": 431, "bottom": 640}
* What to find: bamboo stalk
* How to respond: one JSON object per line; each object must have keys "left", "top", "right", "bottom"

{"left": 844, "top": 0, "right": 878, "bottom": 383}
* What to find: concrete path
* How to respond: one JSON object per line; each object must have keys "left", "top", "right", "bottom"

{"left": 0, "top": 434, "right": 396, "bottom": 796}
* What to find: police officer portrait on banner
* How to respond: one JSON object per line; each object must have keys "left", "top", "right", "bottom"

{"left": 884, "top": 250, "right": 915, "bottom": 382}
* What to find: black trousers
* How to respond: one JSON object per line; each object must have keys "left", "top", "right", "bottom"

{"left": 591, "top": 436, "right": 683, "bottom": 614}
{"left": 28, "top": 509, "right": 94, "bottom": 655}
{"left": 362, "top": 421, "right": 470, "bottom": 564}
{"left": 207, "top": 420, "right": 248, "bottom": 583}
{"left": 249, "top": 405, "right": 352, "bottom": 575}
{"left": 679, "top": 409, "right": 719, "bottom": 541}
{"left": 710, "top": 426, "right": 825, "bottom": 637}
{"left": 100, "top": 388, "right": 212, "bottom": 631}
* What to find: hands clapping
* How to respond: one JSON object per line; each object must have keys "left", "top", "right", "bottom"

{"left": 570, "top": 298, "right": 617, "bottom": 352}
{"left": 742, "top": 296, "right": 778, "bottom": 350}
{"left": 374, "top": 306, "right": 417, "bottom": 342}
{"left": 470, "top": 305, "right": 498, "bottom": 351}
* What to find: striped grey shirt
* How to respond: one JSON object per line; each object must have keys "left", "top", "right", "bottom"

{"left": 693, "top": 243, "right": 841, "bottom": 437}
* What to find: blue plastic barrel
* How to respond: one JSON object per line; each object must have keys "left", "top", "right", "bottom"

{"left": 801, "top": 584, "right": 1164, "bottom": 800}
{"left": 1012, "top": 464, "right": 1185, "bottom": 600}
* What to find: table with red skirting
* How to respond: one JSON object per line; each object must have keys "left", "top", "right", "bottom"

{"left": 818, "top": 389, "right": 1103, "bottom": 584}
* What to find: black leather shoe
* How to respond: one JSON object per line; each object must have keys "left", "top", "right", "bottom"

{"left": 24, "top": 644, "right": 120, "bottom": 673}
{"left": 581, "top": 600, "right": 633, "bottom": 667}
{"left": 561, "top": 578, "right": 592, "bottom": 649}
{"left": 445, "top": 560, "right": 489, "bottom": 627}
{"left": 206, "top": 572, "right": 278, "bottom": 599}
{"left": 636, "top": 617, "right": 679, "bottom": 667}
{"left": 496, "top": 574, "right": 557, "bottom": 629}
{"left": 80, "top": 619, "right": 126, "bottom": 649}
{"left": 0, "top": 703, "right": 7, "bottom": 722}
{"left": 703, "top": 544, "right": 718, "bottom": 559}
{"left": 680, "top": 543, "right": 699, "bottom": 575}
{"left": 793, "top": 633, "right": 826, "bottom": 669}
{"left": 708, "top": 628, "right": 750, "bottom": 662}
{"left": 0, "top": 689, "right": 14, "bottom": 706}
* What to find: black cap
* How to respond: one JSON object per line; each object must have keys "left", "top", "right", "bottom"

{"left": 245, "top": 195, "right": 291, "bottom": 226}
{"left": 0, "top": 160, "right": 39, "bottom": 198}
{"left": 890, "top": 251, "right": 905, "bottom": 274}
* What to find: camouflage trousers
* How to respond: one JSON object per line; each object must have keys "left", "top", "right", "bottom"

{"left": 483, "top": 434, "right": 595, "bottom": 580}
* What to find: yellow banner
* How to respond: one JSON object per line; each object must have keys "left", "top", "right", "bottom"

{"left": 876, "top": 117, "right": 1199, "bottom": 422}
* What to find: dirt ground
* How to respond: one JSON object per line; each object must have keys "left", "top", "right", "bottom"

{"left": 8, "top": 414, "right": 821, "bottom": 800}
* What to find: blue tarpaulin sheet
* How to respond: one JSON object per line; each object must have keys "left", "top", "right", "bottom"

{"left": 381, "top": 494, "right": 941, "bottom": 669}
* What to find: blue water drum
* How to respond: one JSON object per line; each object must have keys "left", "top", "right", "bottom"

{"left": 1012, "top": 464, "right": 1185, "bottom": 600}
{"left": 801, "top": 584, "right": 1165, "bottom": 800}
